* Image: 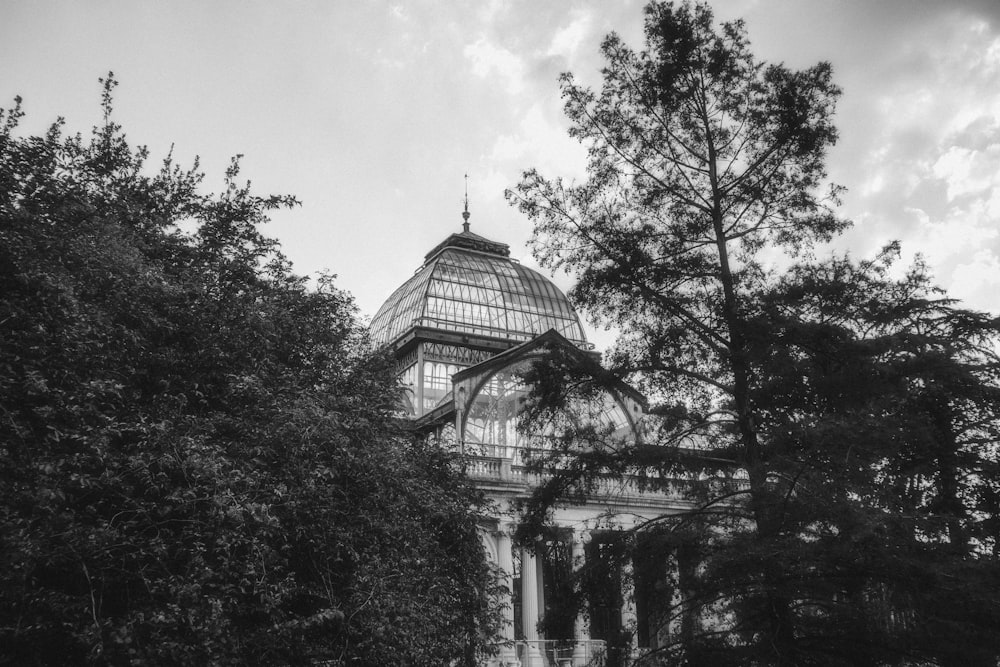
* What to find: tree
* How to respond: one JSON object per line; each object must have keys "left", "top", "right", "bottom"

{"left": 508, "top": 3, "right": 1000, "bottom": 664}
{"left": 0, "top": 76, "right": 499, "bottom": 665}
{"left": 735, "top": 250, "right": 1000, "bottom": 665}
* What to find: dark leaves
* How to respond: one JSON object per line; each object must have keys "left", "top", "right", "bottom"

{"left": 0, "top": 81, "right": 497, "bottom": 665}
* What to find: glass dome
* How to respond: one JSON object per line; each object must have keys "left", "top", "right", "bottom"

{"left": 370, "top": 243, "right": 588, "bottom": 347}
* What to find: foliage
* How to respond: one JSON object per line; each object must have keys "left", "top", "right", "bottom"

{"left": 509, "top": 2, "right": 1000, "bottom": 665}
{"left": 738, "top": 250, "right": 1000, "bottom": 665}
{"left": 0, "top": 75, "right": 498, "bottom": 665}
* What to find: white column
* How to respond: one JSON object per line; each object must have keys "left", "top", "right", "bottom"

{"left": 571, "top": 531, "right": 591, "bottom": 667}
{"left": 495, "top": 527, "right": 519, "bottom": 666}
{"left": 621, "top": 556, "right": 640, "bottom": 662}
{"left": 520, "top": 546, "right": 545, "bottom": 667}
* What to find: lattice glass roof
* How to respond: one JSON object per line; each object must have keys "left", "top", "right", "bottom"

{"left": 370, "top": 244, "right": 588, "bottom": 347}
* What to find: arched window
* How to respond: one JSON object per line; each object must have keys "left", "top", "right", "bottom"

{"left": 461, "top": 359, "right": 634, "bottom": 461}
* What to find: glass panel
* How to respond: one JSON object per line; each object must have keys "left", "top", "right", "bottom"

{"left": 422, "top": 360, "right": 463, "bottom": 413}
{"left": 397, "top": 362, "right": 417, "bottom": 416}
{"left": 370, "top": 265, "right": 434, "bottom": 345}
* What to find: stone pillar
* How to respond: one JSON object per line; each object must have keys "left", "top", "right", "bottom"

{"left": 571, "top": 531, "right": 591, "bottom": 667}
{"left": 621, "top": 555, "right": 640, "bottom": 662}
{"left": 520, "top": 546, "right": 545, "bottom": 667}
{"left": 495, "top": 526, "right": 519, "bottom": 666}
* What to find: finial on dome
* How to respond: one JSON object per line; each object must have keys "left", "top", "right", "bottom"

{"left": 462, "top": 173, "right": 470, "bottom": 232}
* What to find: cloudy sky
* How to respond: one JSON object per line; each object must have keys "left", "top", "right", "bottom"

{"left": 3, "top": 0, "right": 999, "bottom": 350}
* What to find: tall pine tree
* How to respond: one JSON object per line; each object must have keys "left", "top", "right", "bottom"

{"left": 509, "top": 3, "right": 1000, "bottom": 664}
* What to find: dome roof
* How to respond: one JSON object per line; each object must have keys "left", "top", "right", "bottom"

{"left": 370, "top": 229, "right": 588, "bottom": 347}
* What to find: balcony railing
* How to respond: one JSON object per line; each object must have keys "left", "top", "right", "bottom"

{"left": 500, "top": 639, "right": 606, "bottom": 666}
{"left": 463, "top": 448, "right": 748, "bottom": 500}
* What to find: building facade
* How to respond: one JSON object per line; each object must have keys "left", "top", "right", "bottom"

{"left": 371, "top": 212, "right": 688, "bottom": 667}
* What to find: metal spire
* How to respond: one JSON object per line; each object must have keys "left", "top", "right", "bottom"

{"left": 462, "top": 173, "right": 470, "bottom": 232}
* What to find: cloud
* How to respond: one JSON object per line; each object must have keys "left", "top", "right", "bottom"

{"left": 951, "top": 249, "right": 1000, "bottom": 313}
{"left": 546, "top": 9, "right": 594, "bottom": 60}
{"left": 489, "top": 104, "right": 588, "bottom": 179}
{"left": 464, "top": 35, "right": 527, "bottom": 96}
{"left": 932, "top": 141, "right": 1000, "bottom": 204}
{"left": 832, "top": 10, "right": 1000, "bottom": 311}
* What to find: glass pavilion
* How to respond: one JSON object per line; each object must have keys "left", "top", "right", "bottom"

{"left": 371, "top": 210, "right": 653, "bottom": 667}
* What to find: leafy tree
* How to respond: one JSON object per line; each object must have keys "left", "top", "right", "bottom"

{"left": 0, "top": 76, "right": 498, "bottom": 666}
{"left": 508, "top": 2, "right": 1000, "bottom": 665}
{"left": 725, "top": 250, "right": 1000, "bottom": 666}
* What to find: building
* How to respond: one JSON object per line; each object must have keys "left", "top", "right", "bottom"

{"left": 370, "top": 207, "right": 687, "bottom": 667}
